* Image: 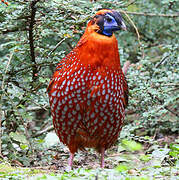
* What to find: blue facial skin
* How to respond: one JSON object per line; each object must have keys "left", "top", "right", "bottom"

{"left": 102, "top": 14, "right": 121, "bottom": 37}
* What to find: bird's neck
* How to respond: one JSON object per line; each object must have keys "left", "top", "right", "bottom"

{"left": 75, "top": 28, "right": 121, "bottom": 70}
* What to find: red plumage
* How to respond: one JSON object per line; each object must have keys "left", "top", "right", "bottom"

{"left": 48, "top": 9, "right": 128, "bottom": 168}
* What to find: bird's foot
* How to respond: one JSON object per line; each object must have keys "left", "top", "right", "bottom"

{"left": 66, "top": 152, "right": 74, "bottom": 171}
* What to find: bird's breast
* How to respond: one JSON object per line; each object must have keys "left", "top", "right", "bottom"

{"left": 49, "top": 57, "right": 127, "bottom": 151}
{"left": 76, "top": 32, "right": 121, "bottom": 69}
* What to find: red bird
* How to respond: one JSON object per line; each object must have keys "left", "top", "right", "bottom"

{"left": 48, "top": 9, "right": 128, "bottom": 169}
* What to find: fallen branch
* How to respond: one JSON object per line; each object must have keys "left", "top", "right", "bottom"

{"left": 32, "top": 125, "right": 54, "bottom": 138}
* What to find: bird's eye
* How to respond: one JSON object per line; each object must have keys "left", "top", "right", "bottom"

{"left": 105, "top": 17, "right": 112, "bottom": 23}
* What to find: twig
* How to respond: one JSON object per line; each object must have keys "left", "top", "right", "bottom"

{"left": 48, "top": 38, "right": 66, "bottom": 57}
{"left": 32, "top": 125, "right": 54, "bottom": 138}
{"left": 29, "top": 0, "right": 40, "bottom": 82}
{"left": 1, "top": 53, "right": 13, "bottom": 90}
{"left": 155, "top": 55, "right": 170, "bottom": 68}
{"left": 24, "top": 122, "right": 34, "bottom": 155}
{"left": 2, "top": 27, "right": 28, "bottom": 34}
{"left": 66, "top": 42, "right": 74, "bottom": 50}
{"left": 124, "top": 0, "right": 136, "bottom": 7}
{"left": 119, "top": 11, "right": 179, "bottom": 18}
{"left": 120, "top": 9, "right": 144, "bottom": 59}
{"left": 7, "top": 61, "right": 57, "bottom": 76}
{"left": 0, "top": 52, "right": 13, "bottom": 156}
{"left": 3, "top": 90, "right": 36, "bottom": 154}
{"left": 164, "top": 106, "right": 179, "bottom": 118}
{"left": 148, "top": 92, "right": 179, "bottom": 118}
{"left": 26, "top": 105, "right": 49, "bottom": 112}
{"left": 108, "top": 153, "right": 122, "bottom": 157}
{"left": 121, "top": 10, "right": 141, "bottom": 44}
{"left": 31, "top": 98, "right": 48, "bottom": 110}
{"left": 10, "top": 80, "right": 27, "bottom": 92}
{"left": 152, "top": 128, "right": 159, "bottom": 140}
{"left": 162, "top": 84, "right": 179, "bottom": 87}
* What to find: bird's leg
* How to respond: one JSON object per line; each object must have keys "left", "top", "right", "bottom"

{"left": 100, "top": 147, "right": 105, "bottom": 168}
{"left": 67, "top": 152, "right": 74, "bottom": 170}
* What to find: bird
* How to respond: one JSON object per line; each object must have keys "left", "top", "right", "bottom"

{"left": 48, "top": 9, "right": 128, "bottom": 169}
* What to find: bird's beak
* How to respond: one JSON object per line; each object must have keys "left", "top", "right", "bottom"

{"left": 120, "top": 20, "right": 127, "bottom": 31}
{"left": 110, "top": 10, "right": 127, "bottom": 31}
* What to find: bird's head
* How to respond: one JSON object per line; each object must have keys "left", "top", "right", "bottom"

{"left": 89, "top": 9, "right": 126, "bottom": 37}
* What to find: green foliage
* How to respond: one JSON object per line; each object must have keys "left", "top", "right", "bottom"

{"left": 169, "top": 143, "right": 179, "bottom": 161}
{"left": 0, "top": 0, "right": 178, "bottom": 177}
{"left": 121, "top": 139, "right": 142, "bottom": 151}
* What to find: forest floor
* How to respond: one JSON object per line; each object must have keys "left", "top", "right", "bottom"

{"left": 0, "top": 133, "right": 179, "bottom": 180}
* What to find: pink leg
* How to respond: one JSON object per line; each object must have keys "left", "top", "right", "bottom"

{"left": 68, "top": 152, "right": 74, "bottom": 170}
{"left": 100, "top": 147, "right": 105, "bottom": 168}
